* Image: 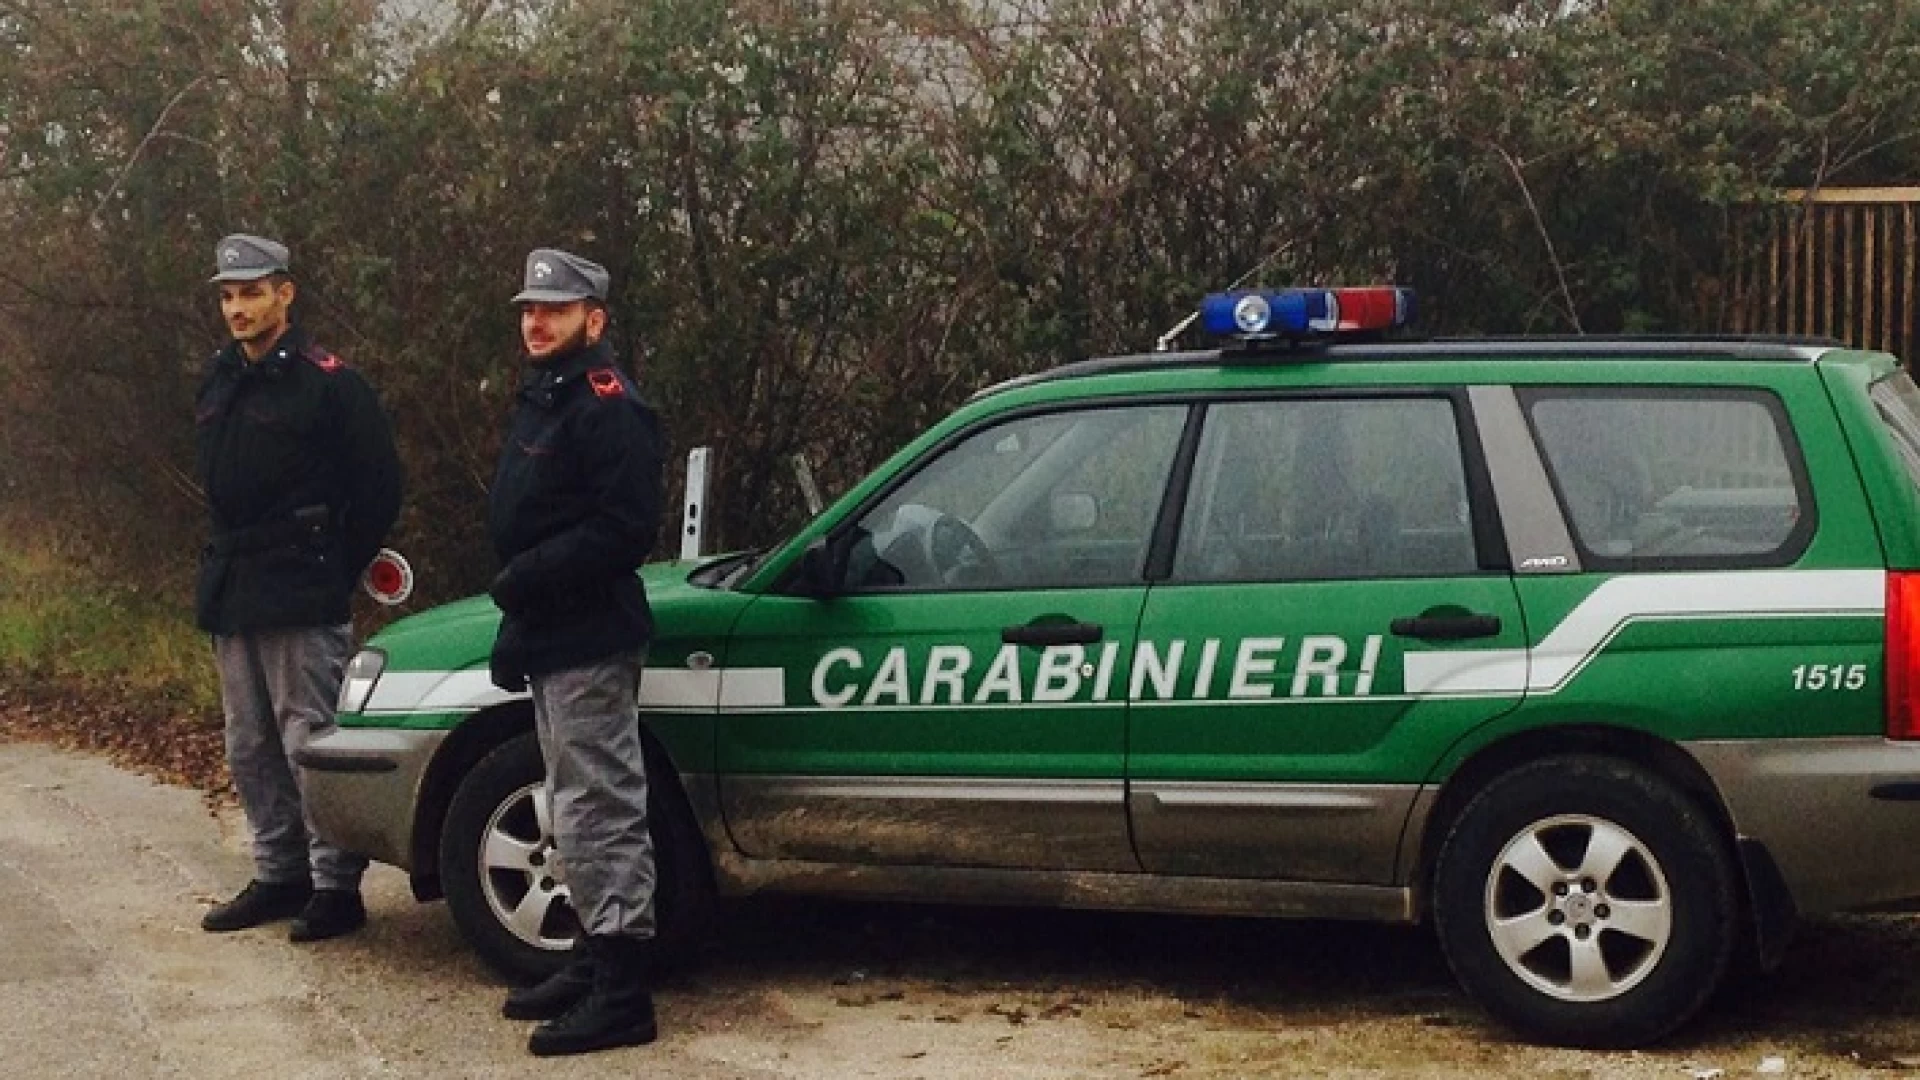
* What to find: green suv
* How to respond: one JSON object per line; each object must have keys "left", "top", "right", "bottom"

{"left": 300, "top": 287, "right": 1920, "bottom": 1048}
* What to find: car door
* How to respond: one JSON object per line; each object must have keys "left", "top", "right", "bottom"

{"left": 720, "top": 401, "right": 1190, "bottom": 871}
{"left": 1127, "top": 391, "right": 1528, "bottom": 883}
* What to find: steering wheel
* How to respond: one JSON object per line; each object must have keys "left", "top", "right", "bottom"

{"left": 928, "top": 513, "right": 1001, "bottom": 586}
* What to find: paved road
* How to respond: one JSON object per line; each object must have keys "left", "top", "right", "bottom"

{"left": 3, "top": 739, "right": 1283, "bottom": 1080}
{"left": 0, "top": 741, "right": 770, "bottom": 1080}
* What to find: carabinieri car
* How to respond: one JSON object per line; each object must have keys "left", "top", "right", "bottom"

{"left": 300, "top": 286, "right": 1920, "bottom": 1048}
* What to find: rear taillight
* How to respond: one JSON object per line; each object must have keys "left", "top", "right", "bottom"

{"left": 1887, "top": 572, "right": 1920, "bottom": 739}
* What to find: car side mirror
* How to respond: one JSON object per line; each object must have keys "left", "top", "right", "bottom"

{"left": 787, "top": 536, "right": 846, "bottom": 599}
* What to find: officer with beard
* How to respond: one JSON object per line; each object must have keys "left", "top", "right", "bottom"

{"left": 487, "top": 248, "right": 667, "bottom": 1057}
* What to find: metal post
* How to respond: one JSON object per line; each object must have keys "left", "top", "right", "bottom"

{"left": 680, "top": 446, "right": 711, "bottom": 561}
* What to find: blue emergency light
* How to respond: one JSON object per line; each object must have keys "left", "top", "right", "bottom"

{"left": 1200, "top": 287, "right": 1415, "bottom": 339}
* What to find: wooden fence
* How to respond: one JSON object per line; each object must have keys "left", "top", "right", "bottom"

{"left": 1727, "top": 187, "right": 1920, "bottom": 360}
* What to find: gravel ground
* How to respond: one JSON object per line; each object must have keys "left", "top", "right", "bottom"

{"left": 6, "top": 738, "right": 1920, "bottom": 1078}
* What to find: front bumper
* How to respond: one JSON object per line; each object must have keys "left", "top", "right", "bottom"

{"left": 1689, "top": 737, "right": 1920, "bottom": 915}
{"left": 295, "top": 725, "right": 447, "bottom": 871}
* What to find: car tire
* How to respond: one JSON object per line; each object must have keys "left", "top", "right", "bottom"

{"left": 438, "top": 730, "right": 714, "bottom": 984}
{"left": 1431, "top": 754, "right": 1739, "bottom": 1049}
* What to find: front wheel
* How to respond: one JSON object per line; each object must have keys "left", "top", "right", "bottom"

{"left": 438, "top": 731, "right": 713, "bottom": 984}
{"left": 1431, "top": 755, "right": 1739, "bottom": 1049}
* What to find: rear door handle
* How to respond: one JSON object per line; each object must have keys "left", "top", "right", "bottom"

{"left": 1002, "top": 621, "right": 1104, "bottom": 647}
{"left": 1389, "top": 614, "right": 1502, "bottom": 640}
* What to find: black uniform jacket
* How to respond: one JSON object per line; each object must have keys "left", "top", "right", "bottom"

{"left": 487, "top": 339, "right": 665, "bottom": 688}
{"left": 194, "top": 327, "right": 403, "bottom": 635}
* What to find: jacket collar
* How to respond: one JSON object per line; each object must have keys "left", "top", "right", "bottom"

{"left": 217, "top": 325, "right": 310, "bottom": 377}
{"left": 519, "top": 339, "right": 612, "bottom": 399}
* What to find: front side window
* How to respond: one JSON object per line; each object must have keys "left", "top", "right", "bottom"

{"left": 843, "top": 404, "right": 1188, "bottom": 591}
{"left": 1523, "top": 388, "right": 1811, "bottom": 568}
{"left": 1172, "top": 396, "right": 1480, "bottom": 582}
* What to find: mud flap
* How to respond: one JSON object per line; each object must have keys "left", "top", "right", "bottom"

{"left": 1737, "top": 837, "right": 1799, "bottom": 972}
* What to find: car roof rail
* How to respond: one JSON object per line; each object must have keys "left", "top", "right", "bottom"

{"left": 969, "top": 334, "right": 1852, "bottom": 401}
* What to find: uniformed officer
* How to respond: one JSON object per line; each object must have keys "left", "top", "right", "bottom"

{"left": 195, "top": 234, "right": 402, "bottom": 942}
{"left": 488, "top": 248, "right": 666, "bottom": 1057}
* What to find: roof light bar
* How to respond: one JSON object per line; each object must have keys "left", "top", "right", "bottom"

{"left": 1199, "top": 287, "right": 1415, "bottom": 340}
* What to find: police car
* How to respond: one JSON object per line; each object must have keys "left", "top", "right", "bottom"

{"left": 300, "top": 286, "right": 1920, "bottom": 1048}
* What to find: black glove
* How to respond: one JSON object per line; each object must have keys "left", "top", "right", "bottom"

{"left": 489, "top": 646, "right": 528, "bottom": 693}
{"left": 488, "top": 593, "right": 530, "bottom": 692}
{"left": 489, "top": 663, "right": 528, "bottom": 693}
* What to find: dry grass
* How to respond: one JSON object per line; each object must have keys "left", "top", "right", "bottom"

{"left": 0, "top": 521, "right": 217, "bottom": 708}
{"left": 0, "top": 520, "right": 228, "bottom": 798}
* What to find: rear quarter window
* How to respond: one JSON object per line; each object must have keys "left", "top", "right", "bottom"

{"left": 1520, "top": 387, "right": 1814, "bottom": 570}
{"left": 1868, "top": 370, "right": 1920, "bottom": 490}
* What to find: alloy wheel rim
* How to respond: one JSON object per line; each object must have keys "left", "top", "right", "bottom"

{"left": 1483, "top": 813, "right": 1673, "bottom": 1002}
{"left": 477, "top": 781, "right": 576, "bottom": 951}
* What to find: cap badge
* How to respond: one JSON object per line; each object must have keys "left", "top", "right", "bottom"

{"left": 533, "top": 261, "right": 553, "bottom": 280}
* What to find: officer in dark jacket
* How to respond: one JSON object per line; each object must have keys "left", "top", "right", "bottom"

{"left": 488, "top": 248, "right": 666, "bottom": 1057}
{"left": 194, "top": 234, "right": 402, "bottom": 942}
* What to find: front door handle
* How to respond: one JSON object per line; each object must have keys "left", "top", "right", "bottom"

{"left": 1389, "top": 613, "right": 1502, "bottom": 640}
{"left": 1002, "top": 621, "right": 1104, "bottom": 647}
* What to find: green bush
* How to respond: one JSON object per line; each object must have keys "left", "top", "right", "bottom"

{"left": 4, "top": 0, "right": 1920, "bottom": 611}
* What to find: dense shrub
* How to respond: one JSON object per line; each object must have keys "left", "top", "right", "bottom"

{"left": 5, "top": 0, "right": 1920, "bottom": 611}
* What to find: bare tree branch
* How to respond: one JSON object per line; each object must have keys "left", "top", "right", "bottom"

{"left": 89, "top": 75, "right": 207, "bottom": 228}
{"left": 1494, "top": 142, "right": 1583, "bottom": 334}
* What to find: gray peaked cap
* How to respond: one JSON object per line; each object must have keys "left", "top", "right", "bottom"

{"left": 209, "top": 234, "right": 291, "bottom": 282}
{"left": 511, "top": 248, "right": 610, "bottom": 304}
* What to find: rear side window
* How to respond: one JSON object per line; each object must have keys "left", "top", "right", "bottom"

{"left": 1521, "top": 388, "right": 1813, "bottom": 570}
{"left": 1868, "top": 370, "right": 1920, "bottom": 490}
{"left": 1172, "top": 396, "right": 1480, "bottom": 582}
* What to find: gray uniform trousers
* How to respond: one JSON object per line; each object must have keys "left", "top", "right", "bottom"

{"left": 212, "top": 624, "right": 368, "bottom": 890}
{"left": 530, "top": 648, "right": 657, "bottom": 939}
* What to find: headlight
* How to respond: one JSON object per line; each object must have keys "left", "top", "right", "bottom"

{"left": 337, "top": 648, "right": 387, "bottom": 714}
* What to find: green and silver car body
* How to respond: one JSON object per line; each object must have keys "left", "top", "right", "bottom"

{"left": 302, "top": 334, "right": 1920, "bottom": 1048}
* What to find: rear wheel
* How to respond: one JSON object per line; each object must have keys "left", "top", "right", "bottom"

{"left": 438, "top": 731, "right": 713, "bottom": 984}
{"left": 1431, "top": 754, "right": 1739, "bottom": 1048}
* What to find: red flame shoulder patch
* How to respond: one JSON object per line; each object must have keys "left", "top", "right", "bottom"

{"left": 587, "top": 368, "right": 625, "bottom": 399}
{"left": 304, "top": 348, "right": 347, "bottom": 373}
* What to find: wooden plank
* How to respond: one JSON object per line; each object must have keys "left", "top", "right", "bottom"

{"left": 1825, "top": 208, "right": 1836, "bottom": 337}
{"left": 1863, "top": 206, "right": 1876, "bottom": 348}
{"left": 1797, "top": 212, "right": 1811, "bottom": 335}
{"left": 1782, "top": 187, "right": 1920, "bottom": 204}
{"left": 1882, "top": 207, "right": 1894, "bottom": 351}
{"left": 1795, "top": 213, "right": 1807, "bottom": 335}
{"left": 1786, "top": 214, "right": 1800, "bottom": 334}
{"left": 1843, "top": 206, "right": 1856, "bottom": 345}
{"left": 1896, "top": 205, "right": 1912, "bottom": 361}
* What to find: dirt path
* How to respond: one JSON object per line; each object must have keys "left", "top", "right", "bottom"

{"left": 4, "top": 739, "right": 1920, "bottom": 1078}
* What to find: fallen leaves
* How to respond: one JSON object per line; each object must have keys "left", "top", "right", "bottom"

{"left": 0, "top": 678, "right": 233, "bottom": 805}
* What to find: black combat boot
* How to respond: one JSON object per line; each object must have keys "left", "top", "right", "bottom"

{"left": 503, "top": 939, "right": 595, "bottom": 1021}
{"left": 202, "top": 879, "right": 312, "bottom": 932}
{"left": 288, "top": 888, "right": 366, "bottom": 942}
{"left": 526, "top": 935, "right": 658, "bottom": 1057}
